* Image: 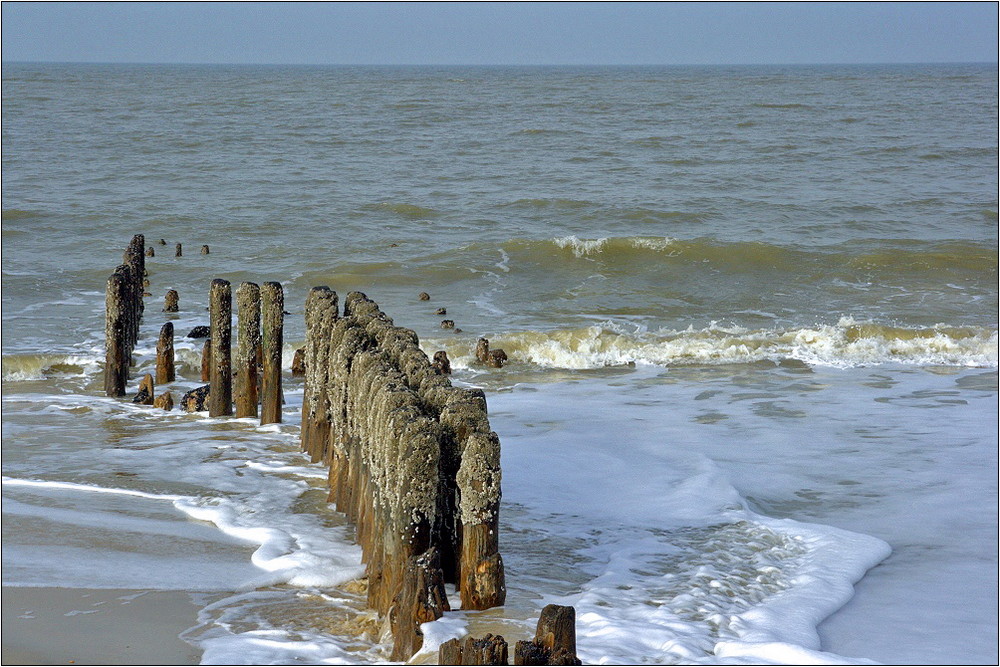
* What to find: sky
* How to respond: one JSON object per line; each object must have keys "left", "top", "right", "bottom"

{"left": 1, "top": 1, "right": 997, "bottom": 66}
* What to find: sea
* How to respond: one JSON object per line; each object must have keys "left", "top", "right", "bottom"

{"left": 2, "top": 62, "right": 997, "bottom": 665}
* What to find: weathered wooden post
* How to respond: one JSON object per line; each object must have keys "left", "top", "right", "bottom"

{"left": 301, "top": 286, "right": 336, "bottom": 461}
{"left": 104, "top": 270, "right": 130, "bottom": 397}
{"left": 458, "top": 430, "right": 506, "bottom": 610}
{"left": 208, "top": 279, "right": 233, "bottom": 417}
{"left": 163, "top": 289, "right": 179, "bottom": 313}
{"left": 260, "top": 281, "right": 283, "bottom": 425}
{"left": 156, "top": 322, "right": 175, "bottom": 384}
{"left": 234, "top": 282, "right": 261, "bottom": 418}
{"left": 175, "top": 243, "right": 182, "bottom": 257}
{"left": 123, "top": 234, "right": 145, "bottom": 346}
{"left": 514, "top": 605, "right": 581, "bottom": 666}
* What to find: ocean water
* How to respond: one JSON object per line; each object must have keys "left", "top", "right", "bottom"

{"left": 2, "top": 63, "right": 997, "bottom": 665}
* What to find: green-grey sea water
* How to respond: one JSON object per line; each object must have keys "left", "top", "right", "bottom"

{"left": 2, "top": 63, "right": 997, "bottom": 665}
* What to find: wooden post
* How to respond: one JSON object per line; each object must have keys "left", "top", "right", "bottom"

{"left": 201, "top": 244, "right": 210, "bottom": 254}
{"left": 132, "top": 373, "right": 155, "bottom": 405}
{"left": 201, "top": 339, "right": 212, "bottom": 382}
{"left": 104, "top": 270, "right": 130, "bottom": 397}
{"left": 389, "top": 548, "right": 450, "bottom": 661}
{"left": 234, "top": 282, "right": 261, "bottom": 418}
{"left": 458, "top": 431, "right": 506, "bottom": 610}
{"left": 175, "top": 243, "right": 182, "bottom": 257}
{"left": 208, "top": 279, "right": 232, "bottom": 417}
{"left": 164, "top": 289, "right": 179, "bottom": 312}
{"left": 513, "top": 605, "right": 580, "bottom": 666}
{"left": 156, "top": 322, "right": 175, "bottom": 384}
{"left": 301, "top": 286, "right": 336, "bottom": 461}
{"left": 123, "top": 235, "right": 145, "bottom": 347}
{"left": 260, "top": 281, "right": 283, "bottom": 425}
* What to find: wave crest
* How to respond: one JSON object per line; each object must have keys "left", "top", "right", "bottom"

{"left": 443, "top": 319, "right": 998, "bottom": 370}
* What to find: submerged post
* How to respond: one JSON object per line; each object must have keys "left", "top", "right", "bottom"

{"left": 104, "top": 270, "right": 130, "bottom": 397}
{"left": 260, "top": 281, "right": 284, "bottom": 425}
{"left": 156, "top": 322, "right": 175, "bottom": 384}
{"left": 208, "top": 279, "right": 233, "bottom": 417}
{"left": 235, "top": 282, "right": 261, "bottom": 418}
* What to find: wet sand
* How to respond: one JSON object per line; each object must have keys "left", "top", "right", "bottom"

{"left": 1, "top": 587, "right": 202, "bottom": 665}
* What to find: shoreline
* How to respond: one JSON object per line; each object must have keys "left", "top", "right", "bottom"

{"left": 1, "top": 587, "right": 203, "bottom": 666}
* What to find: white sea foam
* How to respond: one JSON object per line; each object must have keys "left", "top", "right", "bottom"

{"left": 430, "top": 319, "right": 998, "bottom": 371}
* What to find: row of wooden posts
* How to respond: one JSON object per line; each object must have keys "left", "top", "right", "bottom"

{"left": 104, "top": 235, "right": 285, "bottom": 425}
{"left": 102, "top": 236, "right": 579, "bottom": 664}
{"left": 299, "top": 288, "right": 507, "bottom": 659}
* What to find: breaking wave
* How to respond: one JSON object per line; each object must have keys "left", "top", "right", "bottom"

{"left": 437, "top": 318, "right": 998, "bottom": 370}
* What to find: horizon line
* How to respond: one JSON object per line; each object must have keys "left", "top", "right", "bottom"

{"left": 4, "top": 59, "right": 998, "bottom": 68}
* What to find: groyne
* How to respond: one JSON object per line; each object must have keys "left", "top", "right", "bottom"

{"left": 100, "top": 237, "right": 582, "bottom": 664}
{"left": 300, "top": 288, "right": 505, "bottom": 659}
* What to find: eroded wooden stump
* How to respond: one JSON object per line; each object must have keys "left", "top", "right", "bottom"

{"left": 156, "top": 322, "right": 175, "bottom": 384}
{"left": 181, "top": 385, "right": 210, "bottom": 412}
{"left": 163, "top": 289, "right": 179, "bottom": 313}
{"left": 132, "top": 373, "right": 155, "bottom": 405}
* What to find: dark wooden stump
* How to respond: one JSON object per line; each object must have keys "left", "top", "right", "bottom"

{"left": 513, "top": 605, "right": 581, "bottom": 666}
{"left": 201, "top": 244, "right": 210, "bottom": 255}
{"left": 208, "top": 279, "right": 233, "bottom": 417}
{"left": 156, "top": 322, "right": 175, "bottom": 384}
{"left": 260, "top": 281, "right": 284, "bottom": 425}
{"left": 104, "top": 271, "right": 130, "bottom": 397}
{"left": 175, "top": 243, "right": 182, "bottom": 257}
{"left": 432, "top": 350, "right": 452, "bottom": 375}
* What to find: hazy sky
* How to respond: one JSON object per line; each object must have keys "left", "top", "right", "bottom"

{"left": 2, "top": 1, "right": 997, "bottom": 66}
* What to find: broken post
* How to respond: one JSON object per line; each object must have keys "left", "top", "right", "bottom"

{"left": 132, "top": 373, "right": 155, "bottom": 405}
{"left": 156, "top": 322, "right": 175, "bottom": 384}
{"left": 208, "top": 279, "right": 233, "bottom": 417}
{"left": 513, "top": 605, "right": 581, "bottom": 666}
{"left": 175, "top": 243, "right": 182, "bottom": 257}
{"left": 260, "top": 281, "right": 283, "bottom": 425}
{"left": 235, "top": 282, "right": 261, "bottom": 419}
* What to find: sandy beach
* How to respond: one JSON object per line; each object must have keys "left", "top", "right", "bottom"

{"left": 1, "top": 587, "right": 202, "bottom": 665}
